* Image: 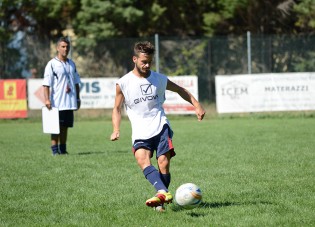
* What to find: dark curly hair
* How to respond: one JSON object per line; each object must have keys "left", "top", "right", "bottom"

{"left": 133, "top": 41, "right": 155, "bottom": 56}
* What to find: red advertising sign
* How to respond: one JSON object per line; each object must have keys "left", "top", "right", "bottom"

{"left": 0, "top": 79, "right": 27, "bottom": 118}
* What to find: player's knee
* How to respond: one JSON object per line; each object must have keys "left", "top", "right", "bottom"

{"left": 158, "top": 155, "right": 170, "bottom": 170}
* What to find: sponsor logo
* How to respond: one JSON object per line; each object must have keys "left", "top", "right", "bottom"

{"left": 80, "top": 81, "right": 101, "bottom": 93}
{"left": 220, "top": 81, "right": 248, "bottom": 99}
{"left": 134, "top": 84, "right": 158, "bottom": 104}
{"left": 134, "top": 95, "right": 158, "bottom": 104}
{"left": 4, "top": 81, "right": 17, "bottom": 99}
{"left": 140, "top": 84, "right": 152, "bottom": 95}
{"left": 264, "top": 85, "right": 309, "bottom": 92}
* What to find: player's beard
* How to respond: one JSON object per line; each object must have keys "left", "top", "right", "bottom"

{"left": 135, "top": 63, "right": 150, "bottom": 77}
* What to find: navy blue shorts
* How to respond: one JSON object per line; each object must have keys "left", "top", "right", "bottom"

{"left": 59, "top": 110, "right": 74, "bottom": 128}
{"left": 132, "top": 124, "right": 176, "bottom": 159}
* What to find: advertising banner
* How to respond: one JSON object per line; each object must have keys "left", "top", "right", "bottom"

{"left": 0, "top": 79, "right": 27, "bottom": 118}
{"left": 27, "top": 79, "right": 45, "bottom": 109}
{"left": 215, "top": 73, "right": 315, "bottom": 113}
{"left": 79, "top": 78, "right": 117, "bottom": 109}
{"left": 28, "top": 76, "right": 199, "bottom": 114}
{"left": 28, "top": 78, "right": 118, "bottom": 109}
{"left": 164, "top": 76, "right": 198, "bottom": 114}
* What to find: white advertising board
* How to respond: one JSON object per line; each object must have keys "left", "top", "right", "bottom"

{"left": 79, "top": 78, "right": 117, "bottom": 109}
{"left": 28, "top": 78, "right": 118, "bottom": 109}
{"left": 28, "top": 76, "right": 198, "bottom": 114}
{"left": 28, "top": 79, "right": 45, "bottom": 109}
{"left": 164, "top": 76, "right": 199, "bottom": 114}
{"left": 215, "top": 73, "right": 315, "bottom": 113}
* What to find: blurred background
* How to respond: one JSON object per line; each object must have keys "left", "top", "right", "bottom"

{"left": 0, "top": 0, "right": 314, "bottom": 101}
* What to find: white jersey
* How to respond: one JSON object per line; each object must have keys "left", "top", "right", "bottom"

{"left": 117, "top": 71, "right": 170, "bottom": 143}
{"left": 42, "top": 57, "right": 81, "bottom": 110}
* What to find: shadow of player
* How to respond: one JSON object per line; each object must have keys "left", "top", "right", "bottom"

{"left": 170, "top": 200, "right": 273, "bottom": 217}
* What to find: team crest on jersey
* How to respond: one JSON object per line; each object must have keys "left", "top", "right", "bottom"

{"left": 140, "top": 84, "right": 152, "bottom": 95}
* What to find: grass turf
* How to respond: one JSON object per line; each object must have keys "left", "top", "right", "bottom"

{"left": 0, "top": 116, "right": 314, "bottom": 226}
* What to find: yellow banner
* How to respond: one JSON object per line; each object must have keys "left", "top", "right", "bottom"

{"left": 0, "top": 79, "right": 27, "bottom": 118}
{"left": 0, "top": 100, "right": 27, "bottom": 111}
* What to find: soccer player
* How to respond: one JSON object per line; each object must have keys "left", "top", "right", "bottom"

{"left": 43, "top": 36, "right": 81, "bottom": 156}
{"left": 110, "top": 41, "right": 205, "bottom": 211}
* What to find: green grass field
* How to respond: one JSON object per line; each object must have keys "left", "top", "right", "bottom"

{"left": 1, "top": 115, "right": 314, "bottom": 226}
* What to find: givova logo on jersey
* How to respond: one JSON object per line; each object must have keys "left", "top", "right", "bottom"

{"left": 134, "top": 83, "right": 158, "bottom": 104}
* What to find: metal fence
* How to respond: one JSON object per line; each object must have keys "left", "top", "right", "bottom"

{"left": 1, "top": 34, "right": 315, "bottom": 101}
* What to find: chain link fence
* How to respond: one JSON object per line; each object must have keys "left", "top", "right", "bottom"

{"left": 1, "top": 34, "right": 314, "bottom": 101}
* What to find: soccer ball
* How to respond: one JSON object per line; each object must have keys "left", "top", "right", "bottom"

{"left": 174, "top": 183, "right": 202, "bottom": 209}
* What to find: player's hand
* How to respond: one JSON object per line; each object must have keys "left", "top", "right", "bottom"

{"left": 45, "top": 100, "right": 52, "bottom": 110}
{"left": 195, "top": 104, "right": 206, "bottom": 121}
{"left": 110, "top": 131, "right": 120, "bottom": 141}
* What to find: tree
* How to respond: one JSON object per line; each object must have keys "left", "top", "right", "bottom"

{"left": 294, "top": 0, "right": 315, "bottom": 33}
{"left": 73, "top": 0, "right": 143, "bottom": 49}
{"left": 1, "top": 0, "right": 315, "bottom": 80}
{"left": 202, "top": 0, "right": 249, "bottom": 35}
{"left": 0, "top": 0, "right": 80, "bottom": 78}
{"left": 203, "top": 0, "right": 301, "bottom": 35}
{"left": 292, "top": 0, "right": 315, "bottom": 72}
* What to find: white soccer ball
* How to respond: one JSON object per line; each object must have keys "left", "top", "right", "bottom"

{"left": 175, "top": 183, "right": 202, "bottom": 210}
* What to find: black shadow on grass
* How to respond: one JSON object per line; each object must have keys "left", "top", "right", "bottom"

{"left": 170, "top": 204, "right": 207, "bottom": 217}
{"left": 187, "top": 212, "right": 207, "bottom": 217}
{"left": 171, "top": 201, "right": 273, "bottom": 217}
{"left": 171, "top": 201, "right": 239, "bottom": 212}
{"left": 200, "top": 201, "right": 240, "bottom": 208}
{"left": 76, "top": 151, "right": 108, "bottom": 155}
{"left": 200, "top": 201, "right": 273, "bottom": 208}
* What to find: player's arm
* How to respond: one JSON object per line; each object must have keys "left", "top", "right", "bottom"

{"left": 110, "top": 84, "right": 125, "bottom": 141}
{"left": 166, "top": 79, "right": 205, "bottom": 121}
{"left": 43, "top": 85, "right": 51, "bottom": 110}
